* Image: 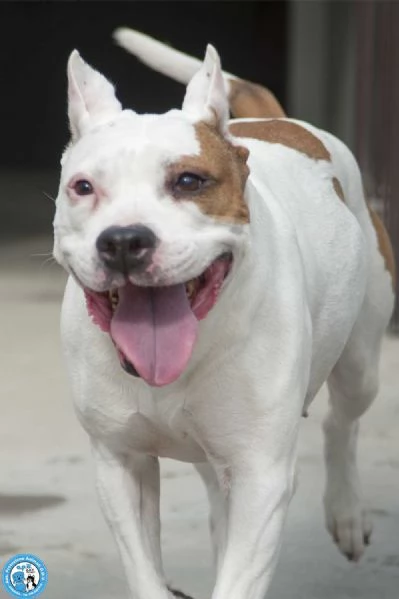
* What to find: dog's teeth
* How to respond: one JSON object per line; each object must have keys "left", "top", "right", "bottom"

{"left": 185, "top": 279, "right": 197, "bottom": 300}
{"left": 109, "top": 290, "right": 119, "bottom": 311}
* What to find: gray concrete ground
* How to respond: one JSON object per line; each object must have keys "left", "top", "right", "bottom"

{"left": 1, "top": 236, "right": 399, "bottom": 599}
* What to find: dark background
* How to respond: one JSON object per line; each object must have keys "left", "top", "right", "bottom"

{"left": 1, "top": 1, "right": 287, "bottom": 168}
{"left": 0, "top": 1, "right": 287, "bottom": 240}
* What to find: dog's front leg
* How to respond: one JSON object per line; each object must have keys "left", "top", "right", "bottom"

{"left": 193, "top": 375, "right": 304, "bottom": 599}
{"left": 92, "top": 440, "right": 169, "bottom": 599}
{"left": 210, "top": 457, "right": 295, "bottom": 599}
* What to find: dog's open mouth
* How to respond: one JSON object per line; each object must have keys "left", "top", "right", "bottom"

{"left": 84, "top": 254, "right": 232, "bottom": 386}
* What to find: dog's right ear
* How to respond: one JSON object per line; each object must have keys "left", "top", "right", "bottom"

{"left": 67, "top": 50, "right": 122, "bottom": 141}
{"left": 182, "top": 45, "right": 229, "bottom": 133}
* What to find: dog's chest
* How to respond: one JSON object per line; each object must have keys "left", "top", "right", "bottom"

{"left": 86, "top": 384, "right": 207, "bottom": 462}
{"left": 128, "top": 409, "right": 206, "bottom": 462}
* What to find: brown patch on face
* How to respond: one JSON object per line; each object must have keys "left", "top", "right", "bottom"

{"left": 229, "top": 79, "right": 286, "bottom": 119}
{"left": 368, "top": 206, "right": 396, "bottom": 291}
{"left": 332, "top": 177, "right": 345, "bottom": 202}
{"left": 167, "top": 122, "right": 250, "bottom": 224}
{"left": 229, "top": 119, "right": 331, "bottom": 162}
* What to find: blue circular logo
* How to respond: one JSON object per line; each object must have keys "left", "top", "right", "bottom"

{"left": 2, "top": 554, "right": 48, "bottom": 597}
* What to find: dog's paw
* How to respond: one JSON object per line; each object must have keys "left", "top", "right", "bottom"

{"left": 324, "top": 495, "right": 372, "bottom": 562}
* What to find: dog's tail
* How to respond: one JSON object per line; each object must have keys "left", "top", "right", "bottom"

{"left": 113, "top": 28, "right": 286, "bottom": 119}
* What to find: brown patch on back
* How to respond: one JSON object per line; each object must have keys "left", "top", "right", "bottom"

{"left": 332, "top": 177, "right": 345, "bottom": 202}
{"left": 228, "top": 79, "right": 286, "bottom": 119}
{"left": 167, "top": 122, "right": 250, "bottom": 224}
{"left": 368, "top": 206, "right": 396, "bottom": 290}
{"left": 229, "top": 120, "right": 331, "bottom": 162}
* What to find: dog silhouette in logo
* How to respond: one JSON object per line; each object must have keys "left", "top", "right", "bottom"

{"left": 12, "top": 570, "right": 26, "bottom": 593}
{"left": 26, "top": 575, "right": 37, "bottom": 591}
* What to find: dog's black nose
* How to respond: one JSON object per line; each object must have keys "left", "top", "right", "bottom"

{"left": 96, "top": 225, "right": 157, "bottom": 273}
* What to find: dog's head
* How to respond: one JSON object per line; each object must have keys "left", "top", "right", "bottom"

{"left": 54, "top": 46, "right": 250, "bottom": 387}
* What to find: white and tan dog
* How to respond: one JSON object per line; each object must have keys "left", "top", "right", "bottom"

{"left": 53, "top": 28, "right": 396, "bottom": 599}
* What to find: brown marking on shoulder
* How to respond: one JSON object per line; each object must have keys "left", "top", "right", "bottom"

{"left": 332, "top": 177, "right": 345, "bottom": 202}
{"left": 166, "top": 122, "right": 250, "bottom": 225}
{"left": 368, "top": 206, "right": 396, "bottom": 291}
{"left": 228, "top": 79, "right": 286, "bottom": 119}
{"left": 229, "top": 120, "right": 331, "bottom": 162}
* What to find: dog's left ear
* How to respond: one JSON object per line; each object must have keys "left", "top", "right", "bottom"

{"left": 182, "top": 45, "right": 229, "bottom": 132}
{"left": 67, "top": 50, "right": 122, "bottom": 141}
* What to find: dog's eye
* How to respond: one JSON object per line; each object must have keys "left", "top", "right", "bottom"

{"left": 73, "top": 179, "right": 94, "bottom": 196}
{"left": 174, "top": 172, "right": 205, "bottom": 193}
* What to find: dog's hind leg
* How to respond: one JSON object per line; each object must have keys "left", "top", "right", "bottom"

{"left": 323, "top": 271, "right": 394, "bottom": 561}
{"left": 92, "top": 441, "right": 170, "bottom": 599}
{"left": 195, "top": 463, "right": 227, "bottom": 571}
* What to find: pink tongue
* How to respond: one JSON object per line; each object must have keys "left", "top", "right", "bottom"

{"left": 110, "top": 283, "right": 198, "bottom": 386}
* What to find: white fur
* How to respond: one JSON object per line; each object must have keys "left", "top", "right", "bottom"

{"left": 67, "top": 50, "right": 122, "bottom": 140}
{"left": 55, "top": 38, "right": 394, "bottom": 599}
{"left": 113, "top": 27, "right": 236, "bottom": 98}
{"left": 114, "top": 28, "right": 235, "bottom": 85}
{"left": 182, "top": 45, "right": 229, "bottom": 128}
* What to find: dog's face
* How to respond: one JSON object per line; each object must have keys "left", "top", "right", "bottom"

{"left": 54, "top": 47, "right": 250, "bottom": 387}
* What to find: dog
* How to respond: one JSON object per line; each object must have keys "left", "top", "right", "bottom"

{"left": 53, "top": 28, "right": 396, "bottom": 599}
{"left": 26, "top": 575, "right": 37, "bottom": 591}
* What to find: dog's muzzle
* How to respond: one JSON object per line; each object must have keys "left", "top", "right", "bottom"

{"left": 96, "top": 224, "right": 157, "bottom": 274}
{"left": 85, "top": 227, "right": 233, "bottom": 386}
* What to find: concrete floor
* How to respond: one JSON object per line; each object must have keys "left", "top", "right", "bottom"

{"left": 1, "top": 236, "right": 399, "bottom": 599}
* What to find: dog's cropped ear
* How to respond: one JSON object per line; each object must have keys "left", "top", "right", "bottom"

{"left": 182, "top": 45, "right": 229, "bottom": 132}
{"left": 67, "top": 50, "right": 122, "bottom": 141}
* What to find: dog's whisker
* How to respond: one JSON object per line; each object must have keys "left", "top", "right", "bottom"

{"left": 31, "top": 252, "right": 57, "bottom": 268}
{"left": 30, "top": 253, "right": 57, "bottom": 268}
{"left": 42, "top": 256, "right": 56, "bottom": 266}
{"left": 42, "top": 190, "right": 56, "bottom": 203}
{"left": 31, "top": 251, "right": 53, "bottom": 258}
